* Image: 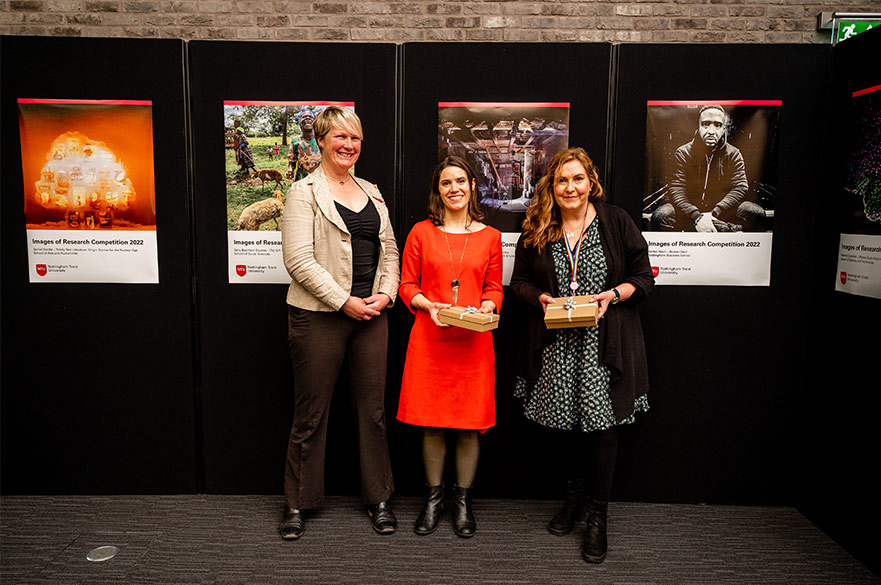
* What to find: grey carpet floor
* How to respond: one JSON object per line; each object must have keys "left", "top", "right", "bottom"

{"left": 1, "top": 495, "right": 877, "bottom": 585}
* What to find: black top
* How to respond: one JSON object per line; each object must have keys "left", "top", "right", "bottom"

{"left": 510, "top": 202, "right": 654, "bottom": 422}
{"left": 335, "top": 199, "right": 380, "bottom": 298}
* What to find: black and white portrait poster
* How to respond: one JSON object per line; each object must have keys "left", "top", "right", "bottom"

{"left": 224, "top": 100, "right": 353, "bottom": 284}
{"left": 835, "top": 84, "right": 881, "bottom": 299}
{"left": 642, "top": 100, "right": 782, "bottom": 286}
{"left": 438, "top": 102, "right": 570, "bottom": 284}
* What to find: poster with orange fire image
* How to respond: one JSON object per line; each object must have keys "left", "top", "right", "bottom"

{"left": 19, "top": 99, "right": 159, "bottom": 283}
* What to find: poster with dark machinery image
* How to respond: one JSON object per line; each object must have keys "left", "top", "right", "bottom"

{"left": 438, "top": 102, "right": 570, "bottom": 283}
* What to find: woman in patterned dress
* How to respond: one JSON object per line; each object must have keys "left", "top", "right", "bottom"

{"left": 287, "top": 107, "right": 321, "bottom": 181}
{"left": 511, "top": 147, "right": 654, "bottom": 563}
{"left": 398, "top": 156, "right": 503, "bottom": 538}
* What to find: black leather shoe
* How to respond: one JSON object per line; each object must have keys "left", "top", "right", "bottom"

{"left": 452, "top": 485, "right": 475, "bottom": 538}
{"left": 368, "top": 500, "right": 397, "bottom": 535}
{"left": 548, "top": 478, "right": 586, "bottom": 536}
{"left": 414, "top": 484, "right": 444, "bottom": 535}
{"left": 279, "top": 506, "right": 305, "bottom": 540}
{"left": 582, "top": 499, "right": 608, "bottom": 563}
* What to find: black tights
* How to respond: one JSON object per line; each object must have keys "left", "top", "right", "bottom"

{"left": 548, "top": 427, "right": 618, "bottom": 502}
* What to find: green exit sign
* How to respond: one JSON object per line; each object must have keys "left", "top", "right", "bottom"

{"left": 835, "top": 21, "right": 880, "bottom": 43}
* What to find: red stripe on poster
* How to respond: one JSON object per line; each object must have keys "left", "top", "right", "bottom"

{"left": 17, "top": 98, "right": 152, "bottom": 105}
{"left": 646, "top": 100, "right": 783, "bottom": 106}
{"left": 224, "top": 100, "right": 356, "bottom": 107}
{"left": 853, "top": 84, "right": 881, "bottom": 98}
{"left": 438, "top": 102, "right": 570, "bottom": 108}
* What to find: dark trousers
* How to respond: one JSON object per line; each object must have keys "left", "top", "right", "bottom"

{"left": 544, "top": 426, "right": 618, "bottom": 502}
{"left": 284, "top": 306, "right": 394, "bottom": 510}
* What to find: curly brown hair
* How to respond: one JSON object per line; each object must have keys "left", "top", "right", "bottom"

{"left": 520, "top": 147, "right": 605, "bottom": 251}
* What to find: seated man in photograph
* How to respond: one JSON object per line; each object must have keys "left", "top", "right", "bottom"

{"left": 652, "top": 105, "right": 765, "bottom": 232}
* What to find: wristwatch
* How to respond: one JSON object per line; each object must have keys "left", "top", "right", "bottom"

{"left": 610, "top": 287, "right": 620, "bottom": 304}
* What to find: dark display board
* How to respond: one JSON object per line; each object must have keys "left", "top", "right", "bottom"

{"left": 187, "top": 41, "right": 398, "bottom": 493}
{"left": 612, "top": 44, "right": 831, "bottom": 504}
{"left": 396, "top": 43, "right": 614, "bottom": 497}
{"left": 400, "top": 43, "right": 612, "bottom": 235}
{"left": 801, "top": 27, "right": 881, "bottom": 576}
{"left": 2, "top": 37, "right": 857, "bottom": 523}
{"left": 0, "top": 36, "right": 197, "bottom": 493}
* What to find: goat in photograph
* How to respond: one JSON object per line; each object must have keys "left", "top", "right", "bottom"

{"left": 237, "top": 190, "right": 285, "bottom": 231}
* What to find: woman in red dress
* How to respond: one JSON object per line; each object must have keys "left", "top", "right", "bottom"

{"left": 397, "top": 156, "right": 503, "bottom": 538}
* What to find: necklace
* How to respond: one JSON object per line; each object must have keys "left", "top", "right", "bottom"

{"left": 325, "top": 169, "right": 352, "bottom": 185}
{"left": 563, "top": 204, "right": 590, "bottom": 293}
{"left": 442, "top": 225, "right": 470, "bottom": 305}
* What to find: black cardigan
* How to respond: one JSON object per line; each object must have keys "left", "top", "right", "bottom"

{"left": 510, "top": 201, "right": 654, "bottom": 422}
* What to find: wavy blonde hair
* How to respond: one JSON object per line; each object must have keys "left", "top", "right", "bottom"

{"left": 520, "top": 147, "right": 605, "bottom": 252}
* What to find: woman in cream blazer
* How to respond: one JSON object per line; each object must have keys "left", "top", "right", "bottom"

{"left": 279, "top": 106, "right": 400, "bottom": 541}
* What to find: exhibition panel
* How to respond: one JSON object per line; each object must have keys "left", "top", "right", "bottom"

{"left": 187, "top": 41, "right": 398, "bottom": 493}
{"left": 0, "top": 36, "right": 868, "bottom": 513}
{"left": 1, "top": 29, "right": 877, "bottom": 576}
{"left": 802, "top": 26, "right": 881, "bottom": 577}
{"left": 397, "top": 43, "right": 615, "bottom": 497}
{"left": 0, "top": 36, "right": 197, "bottom": 494}
{"left": 612, "top": 43, "right": 832, "bottom": 503}
{"left": 400, "top": 44, "right": 612, "bottom": 235}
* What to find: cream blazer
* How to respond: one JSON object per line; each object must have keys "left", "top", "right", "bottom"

{"left": 281, "top": 165, "right": 400, "bottom": 312}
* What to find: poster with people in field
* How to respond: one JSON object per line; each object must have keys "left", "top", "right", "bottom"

{"left": 224, "top": 101, "right": 353, "bottom": 284}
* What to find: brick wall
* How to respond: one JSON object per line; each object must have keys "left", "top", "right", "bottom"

{"left": 0, "top": 0, "right": 877, "bottom": 43}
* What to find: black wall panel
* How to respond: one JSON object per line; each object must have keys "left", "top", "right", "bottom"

{"left": 611, "top": 44, "right": 832, "bottom": 504}
{"left": 0, "top": 36, "right": 197, "bottom": 493}
{"left": 800, "top": 27, "right": 881, "bottom": 576}
{"left": 1, "top": 38, "right": 857, "bottom": 518}
{"left": 400, "top": 43, "right": 613, "bottom": 234}
{"left": 396, "top": 43, "right": 614, "bottom": 498}
{"left": 187, "top": 41, "right": 398, "bottom": 494}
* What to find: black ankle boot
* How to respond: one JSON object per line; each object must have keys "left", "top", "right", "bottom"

{"left": 452, "top": 485, "right": 475, "bottom": 538}
{"left": 582, "top": 498, "right": 608, "bottom": 563}
{"left": 548, "top": 478, "right": 586, "bottom": 536}
{"left": 414, "top": 484, "right": 444, "bottom": 535}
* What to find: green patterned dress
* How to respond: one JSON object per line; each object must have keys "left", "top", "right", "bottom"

{"left": 515, "top": 217, "right": 649, "bottom": 432}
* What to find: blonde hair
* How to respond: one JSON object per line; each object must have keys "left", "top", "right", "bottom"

{"left": 313, "top": 106, "right": 363, "bottom": 145}
{"left": 520, "top": 147, "right": 605, "bottom": 252}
